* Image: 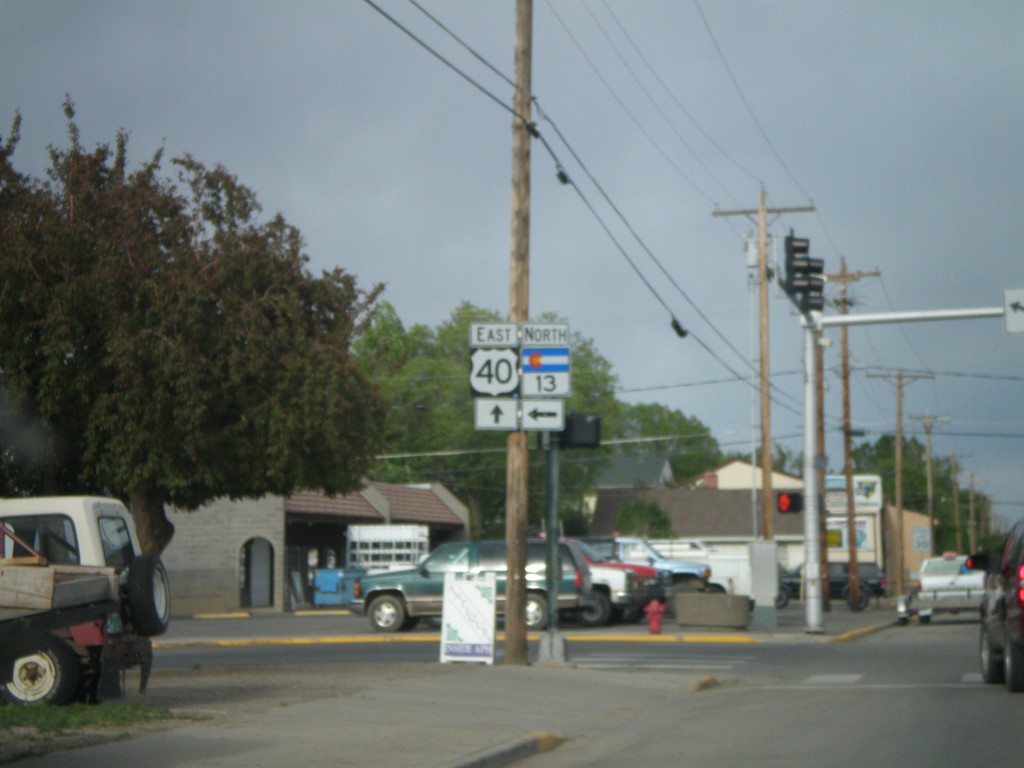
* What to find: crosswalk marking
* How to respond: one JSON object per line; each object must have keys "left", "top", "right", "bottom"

{"left": 803, "top": 674, "right": 863, "bottom": 685}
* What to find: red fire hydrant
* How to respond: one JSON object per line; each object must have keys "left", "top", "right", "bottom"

{"left": 643, "top": 599, "right": 666, "bottom": 634}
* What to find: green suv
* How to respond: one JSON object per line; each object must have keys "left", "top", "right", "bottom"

{"left": 351, "top": 539, "right": 593, "bottom": 632}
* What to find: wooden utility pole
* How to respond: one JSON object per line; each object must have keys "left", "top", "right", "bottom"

{"left": 968, "top": 471, "right": 977, "bottom": 553}
{"left": 910, "top": 410, "right": 947, "bottom": 556}
{"left": 713, "top": 189, "right": 814, "bottom": 539}
{"left": 504, "top": 0, "right": 532, "bottom": 666}
{"left": 951, "top": 453, "right": 962, "bottom": 553}
{"left": 826, "top": 260, "right": 878, "bottom": 606}
{"left": 870, "top": 370, "right": 931, "bottom": 595}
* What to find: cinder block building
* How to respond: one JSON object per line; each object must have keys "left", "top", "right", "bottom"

{"left": 161, "top": 482, "right": 469, "bottom": 615}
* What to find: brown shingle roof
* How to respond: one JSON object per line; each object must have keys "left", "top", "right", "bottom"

{"left": 592, "top": 487, "right": 805, "bottom": 538}
{"left": 284, "top": 483, "right": 467, "bottom": 529}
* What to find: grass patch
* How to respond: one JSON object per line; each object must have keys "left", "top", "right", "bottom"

{"left": 0, "top": 702, "right": 182, "bottom": 734}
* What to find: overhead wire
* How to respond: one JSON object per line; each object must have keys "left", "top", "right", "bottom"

{"left": 580, "top": 0, "right": 741, "bottom": 208}
{"left": 371, "top": 0, "right": 812, "bottom": 421}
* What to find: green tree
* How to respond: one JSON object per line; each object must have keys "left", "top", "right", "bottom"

{"left": 852, "top": 434, "right": 992, "bottom": 553}
{"left": 357, "top": 305, "right": 621, "bottom": 537}
{"left": 0, "top": 102, "right": 385, "bottom": 553}
{"left": 614, "top": 401, "right": 722, "bottom": 485}
{"left": 614, "top": 498, "right": 673, "bottom": 537}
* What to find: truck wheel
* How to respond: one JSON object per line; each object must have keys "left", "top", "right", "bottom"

{"left": 578, "top": 591, "right": 612, "bottom": 627}
{"left": 674, "top": 576, "right": 702, "bottom": 592}
{"left": 980, "top": 624, "right": 1005, "bottom": 684}
{"left": 368, "top": 594, "right": 406, "bottom": 632}
{"left": 128, "top": 554, "right": 172, "bottom": 637}
{"left": 1, "top": 635, "right": 80, "bottom": 706}
{"left": 525, "top": 594, "right": 548, "bottom": 631}
{"left": 1004, "top": 633, "right": 1024, "bottom": 692}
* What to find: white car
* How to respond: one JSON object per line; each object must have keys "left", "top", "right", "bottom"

{"left": 897, "top": 553, "right": 984, "bottom": 625}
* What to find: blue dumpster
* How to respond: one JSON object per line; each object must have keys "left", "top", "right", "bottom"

{"left": 312, "top": 569, "right": 344, "bottom": 606}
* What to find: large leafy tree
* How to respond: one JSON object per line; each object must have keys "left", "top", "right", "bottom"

{"left": 0, "top": 102, "right": 385, "bottom": 553}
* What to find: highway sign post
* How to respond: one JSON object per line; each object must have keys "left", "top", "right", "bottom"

{"left": 469, "top": 323, "right": 570, "bottom": 432}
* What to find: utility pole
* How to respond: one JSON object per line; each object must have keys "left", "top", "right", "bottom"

{"left": 951, "top": 453, "right": 962, "bottom": 553}
{"left": 826, "top": 260, "right": 879, "bottom": 607}
{"left": 968, "top": 471, "right": 977, "bottom": 553}
{"left": 504, "top": 0, "right": 532, "bottom": 666}
{"left": 869, "top": 370, "right": 932, "bottom": 595}
{"left": 910, "top": 410, "right": 948, "bottom": 556}
{"left": 713, "top": 189, "right": 814, "bottom": 539}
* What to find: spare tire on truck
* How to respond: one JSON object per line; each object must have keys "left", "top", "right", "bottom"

{"left": 128, "top": 553, "right": 172, "bottom": 637}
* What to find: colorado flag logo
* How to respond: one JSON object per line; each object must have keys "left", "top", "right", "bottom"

{"left": 521, "top": 347, "right": 570, "bottom": 373}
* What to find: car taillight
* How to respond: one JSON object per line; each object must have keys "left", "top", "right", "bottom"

{"left": 1018, "top": 564, "right": 1024, "bottom": 605}
{"left": 574, "top": 570, "right": 582, "bottom": 590}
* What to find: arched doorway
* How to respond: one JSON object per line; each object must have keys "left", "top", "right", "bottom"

{"left": 240, "top": 537, "right": 274, "bottom": 608}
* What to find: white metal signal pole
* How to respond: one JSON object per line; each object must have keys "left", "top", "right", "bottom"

{"left": 802, "top": 313, "right": 824, "bottom": 633}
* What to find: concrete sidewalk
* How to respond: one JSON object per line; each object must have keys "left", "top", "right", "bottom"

{"left": 153, "top": 599, "right": 896, "bottom": 648}
{"left": 5, "top": 603, "right": 896, "bottom": 768}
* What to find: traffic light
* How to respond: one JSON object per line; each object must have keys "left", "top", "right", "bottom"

{"left": 783, "top": 231, "right": 824, "bottom": 313}
{"left": 776, "top": 490, "right": 804, "bottom": 514}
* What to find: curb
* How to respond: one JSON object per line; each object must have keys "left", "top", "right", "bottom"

{"left": 437, "top": 731, "right": 565, "bottom": 768}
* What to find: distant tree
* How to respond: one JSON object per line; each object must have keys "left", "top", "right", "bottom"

{"left": 357, "top": 304, "right": 621, "bottom": 537}
{"left": 614, "top": 498, "right": 673, "bottom": 538}
{"left": 614, "top": 402, "right": 722, "bottom": 484}
{"left": 0, "top": 101, "right": 385, "bottom": 553}
{"left": 852, "top": 434, "right": 992, "bottom": 553}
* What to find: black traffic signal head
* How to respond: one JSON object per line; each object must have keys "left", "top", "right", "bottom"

{"left": 783, "top": 231, "right": 824, "bottom": 313}
{"left": 776, "top": 490, "right": 804, "bottom": 514}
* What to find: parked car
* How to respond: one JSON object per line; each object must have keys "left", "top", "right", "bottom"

{"left": 572, "top": 539, "right": 659, "bottom": 624}
{"left": 974, "top": 517, "right": 1024, "bottom": 691}
{"left": 897, "top": 553, "right": 984, "bottom": 625}
{"left": 350, "top": 539, "right": 592, "bottom": 632}
{"left": 780, "top": 561, "right": 886, "bottom": 610}
{"left": 581, "top": 537, "right": 710, "bottom": 591}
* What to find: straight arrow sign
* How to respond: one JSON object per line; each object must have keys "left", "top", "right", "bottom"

{"left": 474, "top": 398, "right": 518, "bottom": 430}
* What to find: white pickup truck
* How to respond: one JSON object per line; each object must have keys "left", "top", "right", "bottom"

{"left": 897, "top": 553, "right": 985, "bottom": 625}
{"left": 0, "top": 496, "right": 171, "bottom": 704}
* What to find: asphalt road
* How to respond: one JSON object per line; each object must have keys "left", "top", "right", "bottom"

{"left": 8, "top": 606, "right": 1015, "bottom": 767}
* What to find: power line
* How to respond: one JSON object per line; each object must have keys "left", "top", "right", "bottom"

{"left": 368, "top": 0, "right": 806, "bottom": 420}
{"left": 597, "top": 0, "right": 760, "bottom": 189}
{"left": 692, "top": 0, "right": 811, "bottom": 201}
{"left": 544, "top": 0, "right": 718, "bottom": 205}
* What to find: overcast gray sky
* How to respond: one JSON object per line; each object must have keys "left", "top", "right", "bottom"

{"left": 3, "top": 1, "right": 1021, "bottom": 524}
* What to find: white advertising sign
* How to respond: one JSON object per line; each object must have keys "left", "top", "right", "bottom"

{"left": 440, "top": 572, "right": 496, "bottom": 665}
